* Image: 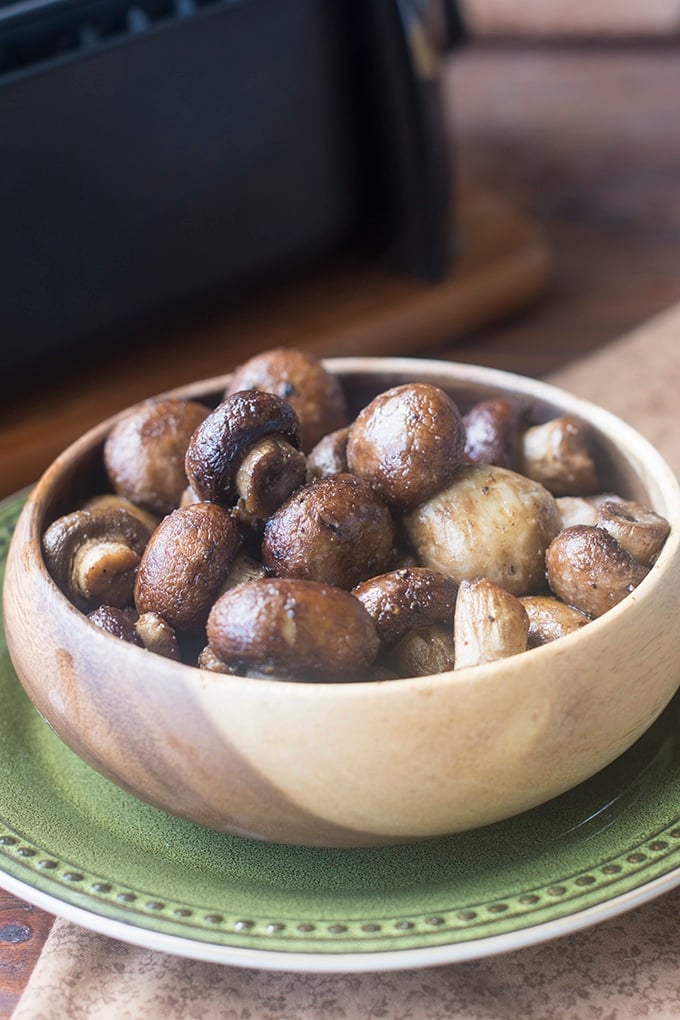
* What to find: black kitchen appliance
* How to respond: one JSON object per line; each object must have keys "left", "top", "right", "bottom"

{"left": 0, "top": 0, "right": 464, "bottom": 374}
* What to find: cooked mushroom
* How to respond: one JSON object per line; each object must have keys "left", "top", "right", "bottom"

{"left": 519, "top": 415, "right": 598, "bottom": 496}
{"left": 134, "top": 502, "right": 242, "bottom": 631}
{"left": 134, "top": 611, "right": 182, "bottom": 660}
{"left": 346, "top": 383, "right": 466, "bottom": 509}
{"left": 206, "top": 578, "right": 380, "bottom": 680}
{"left": 185, "top": 389, "right": 304, "bottom": 513}
{"left": 262, "top": 473, "right": 395, "bottom": 589}
{"left": 463, "top": 397, "right": 523, "bottom": 469}
{"left": 197, "top": 644, "right": 233, "bottom": 674}
{"left": 87, "top": 605, "right": 142, "bottom": 645}
{"left": 307, "top": 426, "right": 351, "bottom": 478}
{"left": 386, "top": 624, "right": 455, "bottom": 677}
{"left": 453, "top": 577, "right": 529, "bottom": 670}
{"left": 351, "top": 567, "right": 458, "bottom": 646}
{"left": 234, "top": 435, "right": 308, "bottom": 519}
{"left": 596, "top": 498, "right": 670, "bottom": 567}
{"left": 80, "top": 493, "right": 159, "bottom": 533}
{"left": 43, "top": 505, "right": 154, "bottom": 612}
{"left": 104, "top": 398, "right": 210, "bottom": 516}
{"left": 219, "top": 551, "right": 268, "bottom": 591}
{"left": 224, "top": 347, "right": 350, "bottom": 453}
{"left": 545, "top": 525, "right": 649, "bottom": 618}
{"left": 404, "top": 464, "right": 562, "bottom": 596}
{"left": 519, "top": 595, "right": 590, "bottom": 647}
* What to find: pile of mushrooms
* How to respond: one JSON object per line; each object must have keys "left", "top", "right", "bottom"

{"left": 42, "top": 347, "right": 671, "bottom": 682}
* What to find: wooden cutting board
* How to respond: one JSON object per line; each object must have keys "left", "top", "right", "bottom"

{"left": 0, "top": 183, "right": 549, "bottom": 499}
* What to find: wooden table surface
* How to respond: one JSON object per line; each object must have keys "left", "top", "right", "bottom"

{"left": 2, "top": 40, "right": 680, "bottom": 1016}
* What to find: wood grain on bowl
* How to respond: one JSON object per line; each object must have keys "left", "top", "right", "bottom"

{"left": 3, "top": 359, "right": 680, "bottom": 847}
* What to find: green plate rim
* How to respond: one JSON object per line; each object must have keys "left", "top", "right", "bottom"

{"left": 1, "top": 489, "right": 679, "bottom": 971}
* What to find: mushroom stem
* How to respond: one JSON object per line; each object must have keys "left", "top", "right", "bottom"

{"left": 72, "top": 540, "right": 141, "bottom": 605}
{"left": 235, "top": 435, "right": 307, "bottom": 519}
{"left": 134, "top": 612, "right": 181, "bottom": 661}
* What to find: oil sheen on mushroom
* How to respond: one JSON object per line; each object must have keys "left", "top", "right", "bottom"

{"left": 262, "top": 473, "right": 394, "bottom": 589}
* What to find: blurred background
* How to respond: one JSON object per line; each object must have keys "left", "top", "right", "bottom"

{"left": 1, "top": 0, "right": 680, "bottom": 490}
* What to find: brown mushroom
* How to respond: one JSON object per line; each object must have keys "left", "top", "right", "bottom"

{"left": 185, "top": 389, "right": 304, "bottom": 513}
{"left": 87, "top": 605, "right": 142, "bottom": 645}
{"left": 224, "top": 347, "right": 350, "bottom": 453}
{"left": 42, "top": 505, "right": 154, "bottom": 612}
{"left": 352, "top": 567, "right": 458, "bottom": 646}
{"left": 346, "top": 383, "right": 466, "bottom": 509}
{"left": 87, "top": 605, "right": 182, "bottom": 661}
{"left": 519, "top": 415, "right": 598, "bottom": 496}
{"left": 545, "top": 525, "right": 649, "bottom": 618}
{"left": 463, "top": 397, "right": 523, "bottom": 469}
{"left": 206, "top": 578, "right": 380, "bottom": 680}
{"left": 80, "top": 493, "right": 160, "bottom": 533}
{"left": 596, "top": 498, "right": 670, "bottom": 567}
{"left": 453, "top": 577, "right": 529, "bottom": 670}
{"left": 219, "top": 551, "right": 268, "bottom": 591}
{"left": 404, "top": 464, "right": 562, "bottom": 596}
{"left": 262, "top": 473, "right": 395, "bottom": 589}
{"left": 104, "top": 398, "right": 210, "bottom": 516}
{"left": 134, "top": 502, "right": 242, "bottom": 631}
{"left": 386, "top": 624, "right": 455, "bottom": 677}
{"left": 307, "top": 426, "right": 351, "bottom": 478}
{"left": 519, "top": 595, "right": 591, "bottom": 647}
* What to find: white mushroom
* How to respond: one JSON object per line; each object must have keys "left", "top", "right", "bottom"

{"left": 404, "top": 464, "right": 562, "bottom": 596}
{"left": 453, "top": 578, "right": 529, "bottom": 670}
{"left": 520, "top": 415, "right": 598, "bottom": 496}
{"left": 596, "top": 499, "right": 670, "bottom": 567}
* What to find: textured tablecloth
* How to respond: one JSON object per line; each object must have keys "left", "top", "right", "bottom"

{"left": 11, "top": 302, "right": 680, "bottom": 1019}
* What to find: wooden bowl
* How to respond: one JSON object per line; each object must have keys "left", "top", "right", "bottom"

{"left": 4, "top": 358, "right": 680, "bottom": 847}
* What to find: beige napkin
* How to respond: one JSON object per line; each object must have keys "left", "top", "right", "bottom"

{"left": 12, "top": 302, "right": 680, "bottom": 1019}
{"left": 12, "top": 887, "right": 680, "bottom": 1020}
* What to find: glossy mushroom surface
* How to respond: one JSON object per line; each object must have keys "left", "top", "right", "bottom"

{"left": 3, "top": 357, "right": 680, "bottom": 847}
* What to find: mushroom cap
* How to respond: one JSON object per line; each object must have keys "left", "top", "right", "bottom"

{"left": 346, "top": 383, "right": 466, "bottom": 508}
{"left": 596, "top": 498, "right": 671, "bottom": 567}
{"left": 206, "top": 578, "right": 380, "bottom": 679}
{"left": 404, "top": 464, "right": 562, "bottom": 596}
{"left": 519, "top": 595, "right": 590, "bottom": 647}
{"left": 224, "top": 347, "right": 350, "bottom": 453}
{"left": 307, "top": 426, "right": 351, "bottom": 478}
{"left": 463, "top": 397, "right": 524, "bottom": 469}
{"left": 185, "top": 389, "right": 301, "bottom": 506}
{"left": 87, "top": 605, "right": 143, "bottom": 645}
{"left": 545, "top": 524, "right": 649, "bottom": 618}
{"left": 134, "top": 502, "right": 242, "bottom": 631}
{"left": 104, "top": 398, "right": 210, "bottom": 516}
{"left": 352, "top": 567, "right": 458, "bottom": 646}
{"left": 42, "top": 505, "right": 153, "bottom": 611}
{"left": 262, "top": 473, "right": 395, "bottom": 589}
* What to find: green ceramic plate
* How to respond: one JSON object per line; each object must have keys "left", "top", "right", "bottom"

{"left": 1, "top": 491, "right": 679, "bottom": 972}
